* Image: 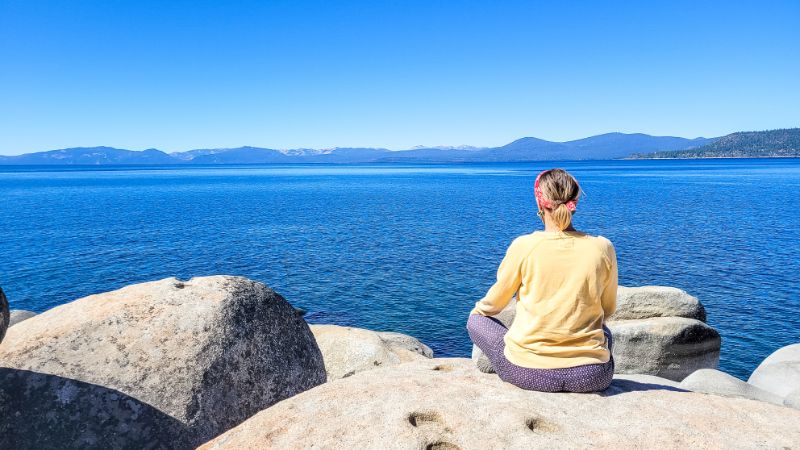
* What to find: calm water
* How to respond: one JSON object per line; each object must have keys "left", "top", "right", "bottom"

{"left": 1, "top": 159, "right": 798, "bottom": 380}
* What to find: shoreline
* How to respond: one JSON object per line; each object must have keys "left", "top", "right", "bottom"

{"left": 622, "top": 155, "right": 800, "bottom": 160}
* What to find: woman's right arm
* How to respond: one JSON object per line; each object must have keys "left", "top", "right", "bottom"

{"left": 470, "top": 237, "right": 524, "bottom": 316}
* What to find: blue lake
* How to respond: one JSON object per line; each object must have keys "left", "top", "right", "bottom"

{"left": 1, "top": 159, "right": 798, "bottom": 380}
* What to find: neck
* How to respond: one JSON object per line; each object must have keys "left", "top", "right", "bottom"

{"left": 541, "top": 213, "right": 576, "bottom": 232}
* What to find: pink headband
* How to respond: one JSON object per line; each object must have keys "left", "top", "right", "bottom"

{"left": 535, "top": 170, "right": 577, "bottom": 212}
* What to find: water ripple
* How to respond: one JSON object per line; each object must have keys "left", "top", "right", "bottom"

{"left": 1, "top": 159, "right": 798, "bottom": 380}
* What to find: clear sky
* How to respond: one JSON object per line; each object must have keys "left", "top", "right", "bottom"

{"left": 0, "top": 0, "right": 798, "bottom": 155}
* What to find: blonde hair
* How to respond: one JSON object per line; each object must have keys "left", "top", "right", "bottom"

{"left": 537, "top": 168, "right": 582, "bottom": 231}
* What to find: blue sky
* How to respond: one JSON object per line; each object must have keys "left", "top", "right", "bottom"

{"left": 0, "top": 0, "right": 798, "bottom": 155}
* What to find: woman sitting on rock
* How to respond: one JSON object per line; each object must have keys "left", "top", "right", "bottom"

{"left": 467, "top": 168, "right": 617, "bottom": 392}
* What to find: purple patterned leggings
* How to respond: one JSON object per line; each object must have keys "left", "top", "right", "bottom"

{"left": 467, "top": 314, "right": 614, "bottom": 392}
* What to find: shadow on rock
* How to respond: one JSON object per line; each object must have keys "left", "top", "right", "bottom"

{"left": 0, "top": 368, "right": 191, "bottom": 450}
{"left": 601, "top": 379, "right": 689, "bottom": 396}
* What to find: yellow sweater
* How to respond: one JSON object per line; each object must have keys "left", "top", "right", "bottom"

{"left": 471, "top": 230, "right": 618, "bottom": 369}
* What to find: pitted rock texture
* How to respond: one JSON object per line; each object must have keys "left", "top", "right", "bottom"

{"left": 198, "top": 358, "right": 800, "bottom": 450}
{"left": 310, "top": 324, "right": 433, "bottom": 380}
{"left": 0, "top": 276, "right": 326, "bottom": 449}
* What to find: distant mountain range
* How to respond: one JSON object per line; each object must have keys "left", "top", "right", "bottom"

{"left": 626, "top": 128, "right": 800, "bottom": 159}
{"left": 3, "top": 128, "right": 796, "bottom": 165}
{"left": 0, "top": 132, "right": 721, "bottom": 165}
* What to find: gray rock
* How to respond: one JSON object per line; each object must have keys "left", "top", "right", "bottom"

{"left": 680, "top": 368, "right": 783, "bottom": 404}
{"left": 0, "top": 276, "right": 326, "bottom": 449}
{"left": 472, "top": 343, "right": 494, "bottom": 373}
{"left": 471, "top": 298, "right": 516, "bottom": 373}
{"left": 0, "top": 287, "right": 7, "bottom": 344}
{"left": 748, "top": 343, "right": 800, "bottom": 399}
{"left": 199, "top": 358, "right": 800, "bottom": 449}
{"left": 784, "top": 388, "right": 800, "bottom": 410}
{"left": 376, "top": 331, "right": 434, "bottom": 358}
{"left": 612, "top": 373, "right": 683, "bottom": 390}
{"left": 310, "top": 324, "right": 432, "bottom": 380}
{"left": 471, "top": 288, "right": 720, "bottom": 381}
{"left": 610, "top": 317, "right": 720, "bottom": 381}
{"left": 610, "top": 286, "right": 706, "bottom": 321}
{"left": 0, "top": 368, "right": 190, "bottom": 449}
{"left": 8, "top": 309, "right": 37, "bottom": 327}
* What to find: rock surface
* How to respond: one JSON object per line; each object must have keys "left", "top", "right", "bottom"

{"left": 0, "top": 276, "right": 326, "bottom": 449}
{"left": 199, "top": 358, "right": 800, "bottom": 449}
{"left": 747, "top": 343, "right": 800, "bottom": 399}
{"left": 375, "top": 331, "right": 434, "bottom": 358}
{"left": 8, "top": 309, "right": 37, "bottom": 327}
{"left": 471, "top": 298, "right": 517, "bottom": 373}
{"left": 610, "top": 286, "right": 706, "bottom": 321}
{"left": 785, "top": 389, "right": 800, "bottom": 410}
{"left": 610, "top": 317, "right": 720, "bottom": 381}
{"left": 472, "top": 286, "right": 720, "bottom": 381}
{"left": 310, "top": 324, "right": 432, "bottom": 380}
{"left": 612, "top": 373, "right": 683, "bottom": 390}
{"left": 0, "top": 287, "right": 8, "bottom": 344}
{"left": 679, "top": 369, "right": 783, "bottom": 404}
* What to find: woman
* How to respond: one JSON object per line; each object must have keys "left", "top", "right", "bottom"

{"left": 466, "top": 168, "right": 618, "bottom": 392}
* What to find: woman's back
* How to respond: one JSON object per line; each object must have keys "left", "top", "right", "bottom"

{"left": 502, "top": 230, "right": 617, "bottom": 368}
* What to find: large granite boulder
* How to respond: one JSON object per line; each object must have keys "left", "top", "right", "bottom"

{"left": 0, "top": 287, "right": 8, "bottom": 344}
{"left": 472, "top": 286, "right": 720, "bottom": 381}
{"left": 679, "top": 368, "right": 783, "bottom": 404}
{"left": 310, "top": 324, "right": 433, "bottom": 380}
{"left": 8, "top": 309, "right": 37, "bottom": 327}
{"left": 199, "top": 358, "right": 800, "bottom": 449}
{"left": 748, "top": 343, "right": 800, "bottom": 399}
{"left": 0, "top": 276, "right": 326, "bottom": 449}
{"left": 610, "top": 317, "right": 720, "bottom": 381}
{"left": 610, "top": 286, "right": 706, "bottom": 321}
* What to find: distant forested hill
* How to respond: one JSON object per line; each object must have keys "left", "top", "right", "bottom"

{"left": 627, "top": 128, "right": 800, "bottom": 159}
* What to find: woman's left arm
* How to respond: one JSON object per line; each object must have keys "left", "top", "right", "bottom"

{"left": 470, "top": 238, "right": 524, "bottom": 316}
